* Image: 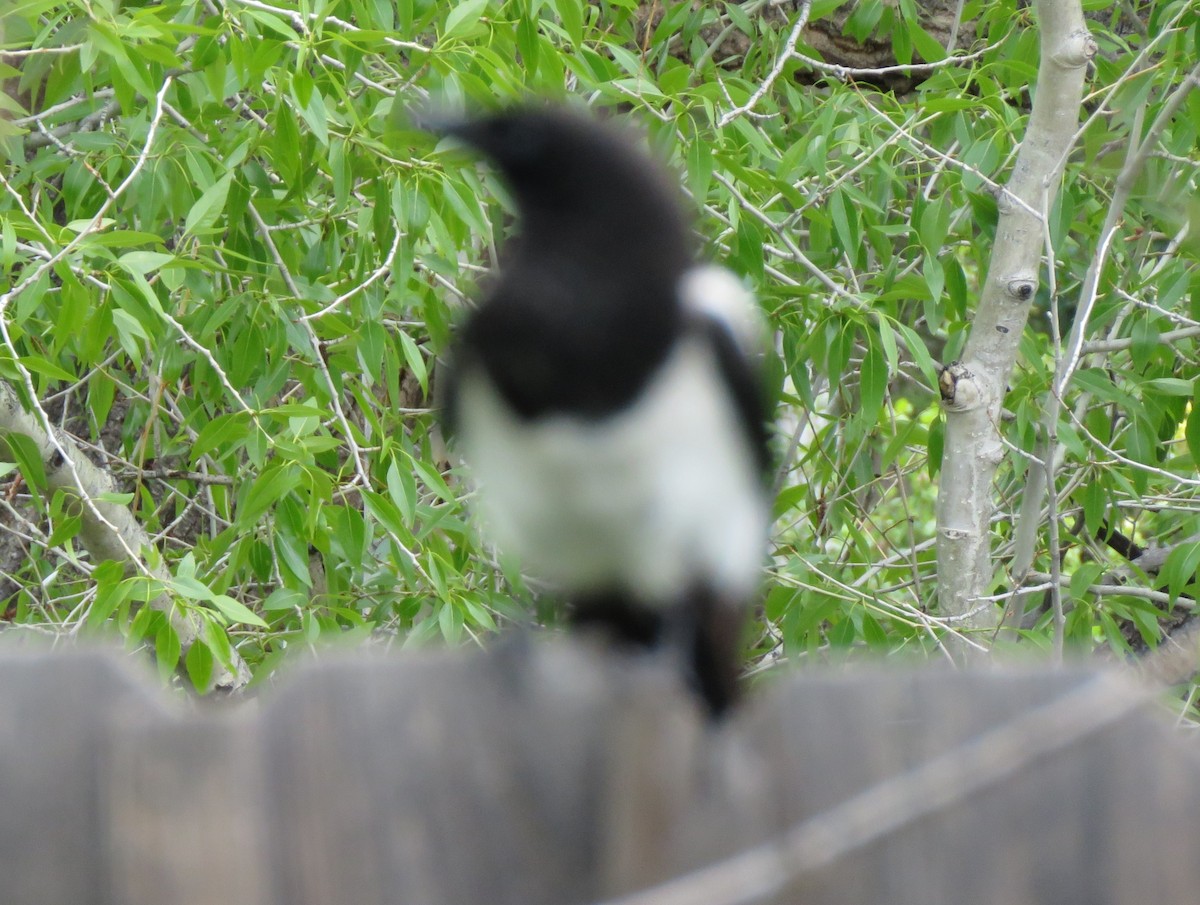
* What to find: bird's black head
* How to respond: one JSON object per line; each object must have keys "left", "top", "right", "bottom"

{"left": 440, "top": 109, "right": 560, "bottom": 184}
{"left": 434, "top": 105, "right": 692, "bottom": 266}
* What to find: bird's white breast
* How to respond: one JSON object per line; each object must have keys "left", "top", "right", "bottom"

{"left": 456, "top": 332, "right": 767, "bottom": 607}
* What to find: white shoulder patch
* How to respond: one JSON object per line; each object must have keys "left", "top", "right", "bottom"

{"left": 678, "top": 265, "right": 764, "bottom": 355}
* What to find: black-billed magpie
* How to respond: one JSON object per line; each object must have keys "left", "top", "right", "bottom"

{"left": 433, "top": 105, "right": 771, "bottom": 716}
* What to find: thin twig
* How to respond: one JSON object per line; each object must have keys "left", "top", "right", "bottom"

{"left": 717, "top": 1, "right": 812, "bottom": 128}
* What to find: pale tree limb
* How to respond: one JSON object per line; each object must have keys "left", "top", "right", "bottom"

{"left": 934, "top": 0, "right": 1095, "bottom": 654}
{"left": 0, "top": 382, "right": 250, "bottom": 689}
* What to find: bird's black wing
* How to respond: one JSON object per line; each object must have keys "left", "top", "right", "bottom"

{"left": 688, "top": 312, "right": 773, "bottom": 479}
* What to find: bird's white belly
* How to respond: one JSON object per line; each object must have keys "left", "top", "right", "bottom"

{"left": 456, "top": 337, "right": 767, "bottom": 606}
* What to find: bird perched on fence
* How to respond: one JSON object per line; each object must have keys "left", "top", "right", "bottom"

{"left": 431, "top": 104, "right": 771, "bottom": 716}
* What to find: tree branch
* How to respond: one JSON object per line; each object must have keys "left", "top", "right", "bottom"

{"left": 0, "top": 382, "right": 249, "bottom": 689}
{"left": 935, "top": 1, "right": 1095, "bottom": 651}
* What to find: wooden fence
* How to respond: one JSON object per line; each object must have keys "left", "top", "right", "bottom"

{"left": 1, "top": 641, "right": 1197, "bottom": 904}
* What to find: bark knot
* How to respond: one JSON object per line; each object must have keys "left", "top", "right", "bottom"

{"left": 1006, "top": 278, "right": 1036, "bottom": 302}
{"left": 1053, "top": 29, "right": 1098, "bottom": 69}
{"left": 938, "top": 361, "right": 984, "bottom": 413}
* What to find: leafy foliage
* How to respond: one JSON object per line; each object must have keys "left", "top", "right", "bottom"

{"left": 2, "top": 0, "right": 1199, "bottom": 697}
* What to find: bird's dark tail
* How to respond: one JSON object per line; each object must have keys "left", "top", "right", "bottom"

{"left": 570, "top": 587, "right": 746, "bottom": 719}
{"left": 670, "top": 585, "right": 745, "bottom": 719}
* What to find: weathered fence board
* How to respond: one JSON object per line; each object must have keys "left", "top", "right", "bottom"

{"left": 0, "top": 642, "right": 1197, "bottom": 905}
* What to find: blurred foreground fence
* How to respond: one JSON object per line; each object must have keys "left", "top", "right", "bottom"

{"left": 1, "top": 642, "right": 1198, "bottom": 905}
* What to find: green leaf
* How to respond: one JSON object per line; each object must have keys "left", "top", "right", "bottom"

{"left": 516, "top": 11, "right": 541, "bottom": 76}
{"left": 1130, "top": 318, "right": 1158, "bottom": 371}
{"left": 876, "top": 316, "right": 899, "bottom": 373}
{"left": 917, "top": 198, "right": 950, "bottom": 253}
{"left": 204, "top": 617, "right": 236, "bottom": 673}
{"left": 387, "top": 458, "right": 418, "bottom": 523}
{"left": 55, "top": 273, "right": 91, "bottom": 355}
{"left": 687, "top": 135, "right": 713, "bottom": 204}
{"left": 1081, "top": 476, "right": 1107, "bottom": 536}
{"left": 3, "top": 432, "right": 47, "bottom": 491}
{"left": 409, "top": 453, "right": 455, "bottom": 503}
{"left": 111, "top": 309, "right": 149, "bottom": 361}
{"left": 556, "top": 0, "right": 584, "bottom": 45}
{"left": 1073, "top": 369, "right": 1139, "bottom": 411}
{"left": 894, "top": 323, "right": 940, "bottom": 385}
{"left": 438, "top": 597, "right": 463, "bottom": 643}
{"left": 191, "top": 412, "right": 252, "bottom": 464}
{"left": 294, "top": 86, "right": 329, "bottom": 148}
{"left": 210, "top": 593, "right": 270, "bottom": 627}
{"left": 186, "top": 639, "right": 215, "bottom": 692}
{"left": 397, "top": 330, "right": 428, "bottom": 394}
{"left": 238, "top": 464, "right": 301, "bottom": 526}
{"left": 1068, "top": 562, "right": 1105, "bottom": 603}
{"left": 829, "top": 191, "right": 857, "bottom": 257}
{"left": 860, "top": 339, "right": 887, "bottom": 423}
{"left": 264, "top": 587, "right": 308, "bottom": 611}
{"left": 810, "top": 0, "right": 851, "bottom": 18}
{"left": 273, "top": 527, "right": 312, "bottom": 588}
{"left": 167, "top": 571, "right": 203, "bottom": 600}
{"left": 155, "top": 621, "right": 182, "bottom": 682}
{"left": 1142, "top": 378, "right": 1193, "bottom": 397}
{"left": 443, "top": 0, "right": 489, "bottom": 40}
{"left": 1162, "top": 542, "right": 1200, "bottom": 603}
{"left": 89, "top": 574, "right": 134, "bottom": 629}
{"left": 926, "top": 416, "right": 944, "bottom": 478}
{"left": 63, "top": 217, "right": 116, "bottom": 234}
{"left": 20, "top": 355, "right": 75, "bottom": 382}
{"left": 922, "top": 256, "right": 945, "bottom": 327}
{"left": 263, "top": 403, "right": 330, "bottom": 419}
{"left": 97, "top": 491, "right": 136, "bottom": 505}
{"left": 362, "top": 489, "right": 414, "bottom": 543}
{"left": 908, "top": 21, "right": 946, "bottom": 62}
{"left": 128, "top": 605, "right": 161, "bottom": 648}
{"left": 242, "top": 8, "right": 302, "bottom": 40}
{"left": 184, "top": 173, "right": 234, "bottom": 237}
{"left": 46, "top": 489, "right": 83, "bottom": 547}
{"left": 273, "top": 102, "right": 303, "bottom": 185}
{"left": 118, "top": 251, "right": 176, "bottom": 276}
{"left": 944, "top": 256, "right": 968, "bottom": 322}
